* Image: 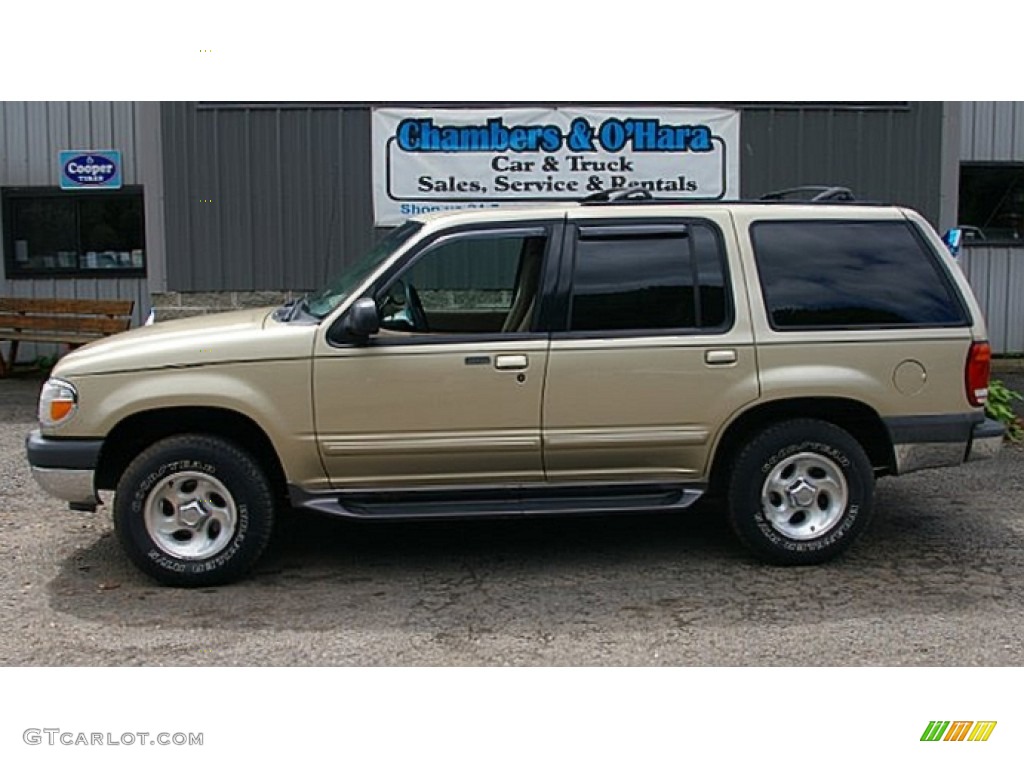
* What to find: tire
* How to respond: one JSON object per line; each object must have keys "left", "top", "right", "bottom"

{"left": 113, "top": 434, "right": 275, "bottom": 587}
{"left": 727, "top": 419, "right": 874, "bottom": 565}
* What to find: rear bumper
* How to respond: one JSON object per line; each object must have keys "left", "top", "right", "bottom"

{"left": 887, "top": 414, "right": 1003, "bottom": 474}
{"left": 966, "top": 418, "right": 1005, "bottom": 463}
{"left": 26, "top": 430, "right": 102, "bottom": 509}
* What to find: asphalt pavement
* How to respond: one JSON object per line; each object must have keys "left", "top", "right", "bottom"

{"left": 2, "top": 369, "right": 1023, "bottom": 666}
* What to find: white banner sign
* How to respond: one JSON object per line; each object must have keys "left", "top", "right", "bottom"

{"left": 372, "top": 107, "right": 740, "bottom": 226}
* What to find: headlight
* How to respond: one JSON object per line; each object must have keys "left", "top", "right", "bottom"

{"left": 38, "top": 378, "right": 79, "bottom": 428}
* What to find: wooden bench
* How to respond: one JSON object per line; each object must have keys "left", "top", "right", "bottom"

{"left": 0, "top": 297, "right": 134, "bottom": 376}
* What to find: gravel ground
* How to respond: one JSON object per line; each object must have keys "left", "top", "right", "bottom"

{"left": 2, "top": 370, "right": 1024, "bottom": 666}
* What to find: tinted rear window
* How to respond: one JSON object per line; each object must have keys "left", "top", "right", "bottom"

{"left": 750, "top": 220, "right": 968, "bottom": 329}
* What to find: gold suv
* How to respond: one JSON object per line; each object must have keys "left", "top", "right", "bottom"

{"left": 26, "top": 190, "right": 1004, "bottom": 586}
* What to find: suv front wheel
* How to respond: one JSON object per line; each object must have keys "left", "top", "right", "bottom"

{"left": 113, "top": 434, "right": 276, "bottom": 587}
{"left": 727, "top": 419, "right": 875, "bottom": 565}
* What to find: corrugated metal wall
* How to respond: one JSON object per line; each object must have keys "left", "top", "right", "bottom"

{"left": 740, "top": 102, "right": 945, "bottom": 226}
{"left": 961, "top": 101, "right": 1024, "bottom": 160}
{"left": 162, "top": 102, "right": 950, "bottom": 293}
{"left": 0, "top": 101, "right": 151, "bottom": 364}
{"left": 960, "top": 247, "right": 1024, "bottom": 354}
{"left": 959, "top": 101, "right": 1024, "bottom": 354}
{"left": 161, "top": 103, "right": 377, "bottom": 292}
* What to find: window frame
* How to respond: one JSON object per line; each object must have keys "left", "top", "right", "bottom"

{"left": 749, "top": 218, "right": 971, "bottom": 332}
{"left": 327, "top": 218, "right": 565, "bottom": 347}
{"left": 552, "top": 217, "right": 735, "bottom": 339}
{"left": 2, "top": 186, "right": 147, "bottom": 279}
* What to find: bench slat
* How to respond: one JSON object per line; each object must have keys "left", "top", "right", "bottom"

{"left": 0, "top": 297, "right": 134, "bottom": 317}
{"left": 0, "top": 314, "right": 131, "bottom": 334}
{"left": 0, "top": 331, "right": 113, "bottom": 345}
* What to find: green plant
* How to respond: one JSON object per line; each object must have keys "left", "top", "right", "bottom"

{"left": 29, "top": 354, "right": 59, "bottom": 375}
{"left": 986, "top": 379, "right": 1024, "bottom": 442}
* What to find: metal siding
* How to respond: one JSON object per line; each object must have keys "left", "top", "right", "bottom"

{"left": 958, "top": 103, "right": 1024, "bottom": 353}
{"left": 960, "top": 102, "right": 973, "bottom": 158}
{"left": 938, "top": 103, "right": 961, "bottom": 232}
{"left": 3, "top": 102, "right": 29, "bottom": 181}
{"left": 191, "top": 104, "right": 219, "bottom": 290}
{"left": 113, "top": 101, "right": 137, "bottom": 183}
{"left": 1015, "top": 102, "right": 1024, "bottom": 158}
{"left": 25, "top": 103, "right": 49, "bottom": 186}
{"left": 160, "top": 102, "right": 947, "bottom": 291}
{"left": 248, "top": 109, "right": 284, "bottom": 290}
{"left": 279, "top": 111, "right": 311, "bottom": 290}
{"left": 67, "top": 101, "right": 92, "bottom": 149}
{"left": 341, "top": 109, "right": 376, "bottom": 274}
{"left": 972, "top": 102, "right": 993, "bottom": 160}
{"left": 961, "top": 101, "right": 1024, "bottom": 162}
{"left": 215, "top": 110, "right": 248, "bottom": 290}
{"left": 993, "top": 105, "right": 1014, "bottom": 161}
{"left": 740, "top": 102, "right": 943, "bottom": 225}
{"left": 0, "top": 102, "right": 151, "bottom": 364}
{"left": 136, "top": 102, "right": 167, "bottom": 294}
{"left": 960, "top": 246, "right": 1024, "bottom": 354}
{"left": 1009, "top": 254, "right": 1024, "bottom": 353}
{"left": 90, "top": 101, "right": 113, "bottom": 153}
{"left": 45, "top": 102, "right": 70, "bottom": 183}
{"left": 163, "top": 103, "right": 354, "bottom": 292}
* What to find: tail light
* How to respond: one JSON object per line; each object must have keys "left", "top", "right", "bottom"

{"left": 965, "top": 341, "right": 991, "bottom": 407}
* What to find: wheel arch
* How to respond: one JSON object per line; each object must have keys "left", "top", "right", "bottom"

{"left": 708, "top": 397, "right": 895, "bottom": 495}
{"left": 95, "top": 406, "right": 288, "bottom": 497}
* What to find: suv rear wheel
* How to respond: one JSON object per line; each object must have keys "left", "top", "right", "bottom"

{"left": 113, "top": 434, "right": 276, "bottom": 587}
{"left": 727, "top": 419, "right": 874, "bottom": 565}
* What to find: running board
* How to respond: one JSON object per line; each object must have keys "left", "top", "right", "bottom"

{"left": 288, "top": 483, "right": 705, "bottom": 521}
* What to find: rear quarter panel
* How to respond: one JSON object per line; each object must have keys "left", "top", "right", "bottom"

{"left": 729, "top": 206, "right": 981, "bottom": 419}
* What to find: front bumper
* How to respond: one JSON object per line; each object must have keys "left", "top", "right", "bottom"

{"left": 26, "top": 430, "right": 103, "bottom": 509}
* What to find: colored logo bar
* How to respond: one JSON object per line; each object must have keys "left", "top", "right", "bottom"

{"left": 921, "top": 721, "right": 997, "bottom": 742}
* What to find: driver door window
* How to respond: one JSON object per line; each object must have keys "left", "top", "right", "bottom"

{"left": 378, "top": 232, "right": 547, "bottom": 335}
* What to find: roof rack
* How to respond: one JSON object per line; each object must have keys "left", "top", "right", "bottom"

{"left": 580, "top": 188, "right": 654, "bottom": 205}
{"left": 758, "top": 186, "right": 857, "bottom": 202}
{"left": 577, "top": 185, "right": 874, "bottom": 206}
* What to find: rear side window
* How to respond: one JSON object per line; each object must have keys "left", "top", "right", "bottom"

{"left": 750, "top": 220, "right": 968, "bottom": 329}
{"left": 569, "top": 222, "right": 729, "bottom": 333}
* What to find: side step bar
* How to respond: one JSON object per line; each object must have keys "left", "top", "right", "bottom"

{"left": 288, "top": 483, "right": 705, "bottom": 521}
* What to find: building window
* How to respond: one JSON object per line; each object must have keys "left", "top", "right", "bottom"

{"left": 958, "top": 163, "right": 1024, "bottom": 245}
{"left": 2, "top": 187, "right": 146, "bottom": 277}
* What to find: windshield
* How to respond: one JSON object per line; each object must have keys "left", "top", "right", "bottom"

{"left": 306, "top": 221, "right": 424, "bottom": 318}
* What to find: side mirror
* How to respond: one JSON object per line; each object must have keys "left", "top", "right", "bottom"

{"left": 343, "top": 297, "right": 380, "bottom": 342}
{"left": 942, "top": 228, "right": 963, "bottom": 258}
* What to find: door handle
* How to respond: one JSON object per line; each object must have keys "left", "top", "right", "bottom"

{"left": 495, "top": 354, "right": 528, "bottom": 371}
{"left": 705, "top": 349, "right": 737, "bottom": 365}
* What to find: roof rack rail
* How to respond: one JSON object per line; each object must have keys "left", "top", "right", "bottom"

{"left": 574, "top": 185, "right": 879, "bottom": 207}
{"left": 580, "top": 188, "right": 654, "bottom": 205}
{"left": 759, "top": 186, "right": 857, "bottom": 202}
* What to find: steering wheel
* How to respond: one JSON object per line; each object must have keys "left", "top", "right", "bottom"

{"left": 405, "top": 282, "right": 429, "bottom": 332}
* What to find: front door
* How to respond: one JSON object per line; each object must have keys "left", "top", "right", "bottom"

{"left": 313, "top": 222, "right": 560, "bottom": 488}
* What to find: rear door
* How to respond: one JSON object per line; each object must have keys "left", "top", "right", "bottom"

{"left": 541, "top": 211, "right": 759, "bottom": 484}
